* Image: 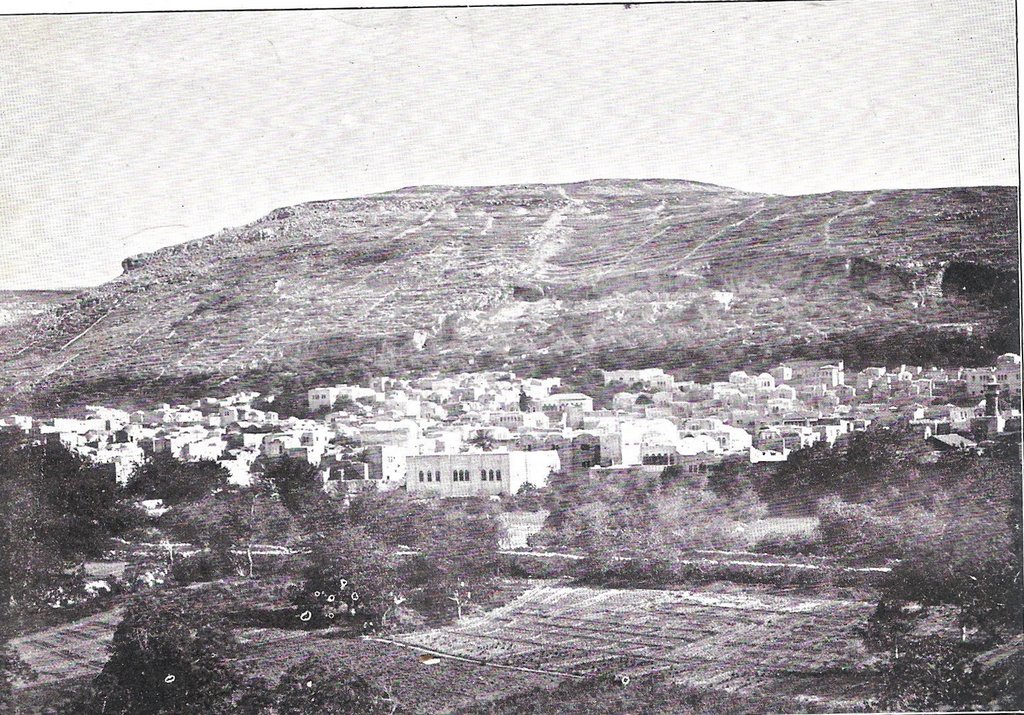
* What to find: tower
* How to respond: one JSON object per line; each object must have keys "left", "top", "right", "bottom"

{"left": 984, "top": 380, "right": 1000, "bottom": 417}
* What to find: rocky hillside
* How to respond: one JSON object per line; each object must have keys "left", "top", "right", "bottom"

{"left": 0, "top": 180, "right": 1018, "bottom": 413}
{"left": 0, "top": 290, "right": 79, "bottom": 328}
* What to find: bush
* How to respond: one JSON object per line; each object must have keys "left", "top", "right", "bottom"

{"left": 754, "top": 530, "right": 822, "bottom": 556}
{"left": 257, "top": 655, "right": 397, "bottom": 714}
{"left": 169, "top": 553, "right": 223, "bottom": 586}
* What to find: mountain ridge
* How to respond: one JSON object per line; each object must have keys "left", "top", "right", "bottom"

{"left": 0, "top": 179, "right": 1018, "bottom": 413}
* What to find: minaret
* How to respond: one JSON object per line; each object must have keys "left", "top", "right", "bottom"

{"left": 984, "top": 381, "right": 1000, "bottom": 417}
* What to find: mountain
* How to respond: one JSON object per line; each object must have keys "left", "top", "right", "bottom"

{"left": 0, "top": 180, "right": 1018, "bottom": 413}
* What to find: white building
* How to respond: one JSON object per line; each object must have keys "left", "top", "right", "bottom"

{"left": 364, "top": 444, "right": 407, "bottom": 489}
{"left": 406, "top": 450, "right": 560, "bottom": 497}
{"left": 540, "top": 393, "right": 594, "bottom": 412}
{"left": 602, "top": 368, "right": 675, "bottom": 390}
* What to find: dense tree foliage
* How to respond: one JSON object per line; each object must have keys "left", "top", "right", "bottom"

{"left": 164, "top": 487, "right": 294, "bottom": 579}
{"left": 532, "top": 466, "right": 764, "bottom": 557}
{"left": 262, "top": 456, "right": 324, "bottom": 514}
{"left": 761, "top": 422, "right": 927, "bottom": 511}
{"left": 0, "top": 432, "right": 137, "bottom": 611}
{"left": 292, "top": 492, "right": 504, "bottom": 625}
{"left": 69, "top": 595, "right": 241, "bottom": 714}
{"left": 124, "top": 453, "right": 229, "bottom": 505}
{"left": 295, "top": 526, "right": 404, "bottom": 631}
{"left": 832, "top": 436, "right": 1024, "bottom": 711}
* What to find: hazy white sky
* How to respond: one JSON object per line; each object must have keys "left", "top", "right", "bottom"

{"left": 0, "top": 1, "right": 1017, "bottom": 289}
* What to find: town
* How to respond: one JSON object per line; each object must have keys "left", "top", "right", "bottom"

{"left": 4, "top": 353, "right": 1020, "bottom": 503}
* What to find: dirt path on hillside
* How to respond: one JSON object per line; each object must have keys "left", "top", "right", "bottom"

{"left": 822, "top": 194, "right": 879, "bottom": 247}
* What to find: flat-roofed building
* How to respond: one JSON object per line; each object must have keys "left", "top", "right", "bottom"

{"left": 406, "top": 450, "right": 560, "bottom": 497}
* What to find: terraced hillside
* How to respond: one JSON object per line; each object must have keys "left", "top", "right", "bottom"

{"left": 0, "top": 180, "right": 1017, "bottom": 412}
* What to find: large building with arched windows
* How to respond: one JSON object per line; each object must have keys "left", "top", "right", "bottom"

{"left": 405, "top": 450, "right": 560, "bottom": 497}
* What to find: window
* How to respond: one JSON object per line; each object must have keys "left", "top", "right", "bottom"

{"left": 427, "top": 470, "right": 433, "bottom": 482}
{"left": 481, "top": 469, "right": 487, "bottom": 480}
{"left": 419, "top": 471, "right": 424, "bottom": 482}
{"left": 496, "top": 470, "right": 502, "bottom": 480}
{"left": 488, "top": 469, "right": 494, "bottom": 481}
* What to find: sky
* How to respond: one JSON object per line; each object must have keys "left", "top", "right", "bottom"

{"left": 0, "top": 0, "right": 1017, "bottom": 289}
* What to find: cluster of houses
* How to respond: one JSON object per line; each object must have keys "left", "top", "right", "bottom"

{"left": 1, "top": 354, "right": 1019, "bottom": 499}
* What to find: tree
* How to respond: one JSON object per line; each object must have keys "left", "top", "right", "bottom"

{"left": 73, "top": 594, "right": 240, "bottom": 714}
{"left": 262, "top": 456, "right": 323, "bottom": 514}
{"left": 296, "top": 526, "right": 404, "bottom": 631}
{"left": 873, "top": 636, "right": 986, "bottom": 712}
{"left": 415, "top": 510, "right": 502, "bottom": 619}
{"left": 815, "top": 496, "right": 914, "bottom": 562}
{"left": 0, "top": 644, "right": 34, "bottom": 713}
{"left": 125, "top": 453, "right": 229, "bottom": 506}
{"left": 468, "top": 431, "right": 497, "bottom": 452}
{"left": 345, "top": 491, "right": 430, "bottom": 547}
{"left": 0, "top": 432, "right": 135, "bottom": 614}
{"left": 164, "top": 487, "right": 294, "bottom": 579}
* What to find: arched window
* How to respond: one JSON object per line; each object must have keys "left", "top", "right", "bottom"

{"left": 419, "top": 471, "right": 424, "bottom": 482}
{"left": 496, "top": 470, "right": 502, "bottom": 480}
{"left": 427, "top": 471, "right": 433, "bottom": 482}
{"left": 481, "top": 469, "right": 487, "bottom": 480}
{"left": 488, "top": 469, "right": 494, "bottom": 481}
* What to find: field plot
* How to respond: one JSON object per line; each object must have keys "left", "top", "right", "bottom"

{"left": 11, "top": 607, "right": 123, "bottom": 689}
{"left": 237, "top": 627, "right": 564, "bottom": 713}
{"left": 393, "top": 584, "right": 880, "bottom": 707}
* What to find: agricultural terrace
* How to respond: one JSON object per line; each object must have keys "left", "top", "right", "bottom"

{"left": 390, "top": 584, "right": 880, "bottom": 709}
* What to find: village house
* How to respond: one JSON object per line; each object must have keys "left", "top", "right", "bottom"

{"left": 363, "top": 444, "right": 407, "bottom": 488}
{"left": 602, "top": 367, "right": 675, "bottom": 390}
{"left": 358, "top": 420, "right": 421, "bottom": 448}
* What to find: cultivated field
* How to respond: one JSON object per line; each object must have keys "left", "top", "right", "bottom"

{"left": 236, "top": 628, "right": 565, "bottom": 713}
{"left": 11, "top": 582, "right": 886, "bottom": 712}
{"left": 11, "top": 607, "right": 123, "bottom": 690}
{"left": 392, "top": 583, "right": 880, "bottom": 709}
